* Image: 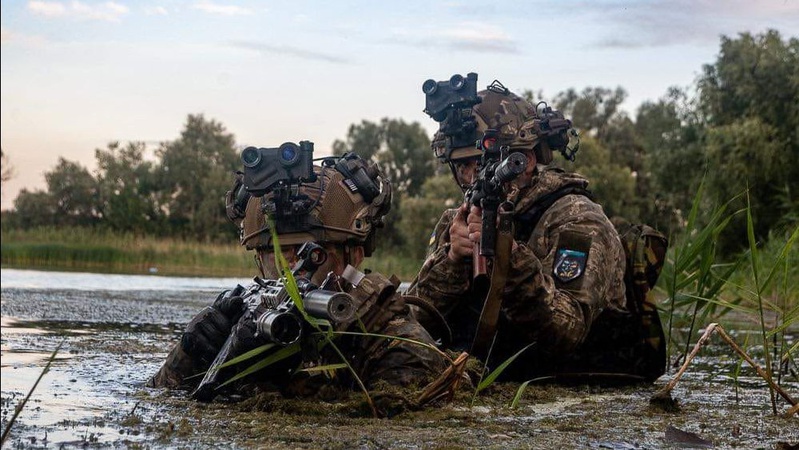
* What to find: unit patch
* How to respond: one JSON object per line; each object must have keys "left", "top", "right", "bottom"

{"left": 554, "top": 248, "right": 587, "bottom": 283}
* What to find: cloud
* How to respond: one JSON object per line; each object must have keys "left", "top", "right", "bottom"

{"left": 27, "top": 1, "right": 129, "bottom": 22}
{"left": 144, "top": 6, "right": 168, "bottom": 16}
{"left": 581, "top": 0, "right": 799, "bottom": 49}
{"left": 440, "top": 22, "right": 518, "bottom": 54}
{"left": 229, "top": 40, "right": 350, "bottom": 64}
{"left": 383, "top": 22, "right": 519, "bottom": 54}
{"left": 1, "top": 26, "right": 49, "bottom": 46}
{"left": 27, "top": 1, "right": 67, "bottom": 16}
{"left": 192, "top": 1, "right": 252, "bottom": 16}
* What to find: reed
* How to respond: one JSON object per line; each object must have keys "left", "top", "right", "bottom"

{"left": 655, "top": 185, "right": 798, "bottom": 414}
{"left": 1, "top": 226, "right": 255, "bottom": 277}
{"left": 1, "top": 226, "right": 424, "bottom": 279}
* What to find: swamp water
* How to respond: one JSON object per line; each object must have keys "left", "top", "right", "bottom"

{"left": 1, "top": 268, "right": 797, "bottom": 449}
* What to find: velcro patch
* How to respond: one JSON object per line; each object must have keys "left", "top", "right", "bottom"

{"left": 553, "top": 231, "right": 592, "bottom": 288}
{"left": 554, "top": 249, "right": 587, "bottom": 283}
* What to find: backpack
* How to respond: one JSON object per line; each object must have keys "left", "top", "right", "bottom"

{"left": 613, "top": 219, "right": 668, "bottom": 380}
{"left": 518, "top": 186, "right": 668, "bottom": 381}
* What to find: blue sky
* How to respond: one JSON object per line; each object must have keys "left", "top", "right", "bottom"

{"left": 1, "top": 0, "right": 797, "bottom": 210}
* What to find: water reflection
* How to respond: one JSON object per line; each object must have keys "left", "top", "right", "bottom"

{"left": 1, "top": 267, "right": 250, "bottom": 292}
{"left": 1, "top": 269, "right": 797, "bottom": 448}
{"left": 1, "top": 268, "right": 243, "bottom": 448}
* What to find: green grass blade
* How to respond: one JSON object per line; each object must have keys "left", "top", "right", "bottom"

{"left": 298, "top": 363, "right": 349, "bottom": 373}
{"left": 476, "top": 342, "right": 536, "bottom": 394}
{"left": 510, "top": 380, "right": 533, "bottom": 409}
{"left": 219, "top": 342, "right": 302, "bottom": 387}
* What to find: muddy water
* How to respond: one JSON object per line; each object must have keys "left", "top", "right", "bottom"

{"left": 1, "top": 268, "right": 797, "bottom": 449}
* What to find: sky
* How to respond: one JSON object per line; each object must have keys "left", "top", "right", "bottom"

{"left": 1, "top": 0, "right": 797, "bottom": 211}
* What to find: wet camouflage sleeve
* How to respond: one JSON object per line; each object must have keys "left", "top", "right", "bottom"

{"left": 343, "top": 272, "right": 449, "bottom": 389}
{"left": 148, "top": 342, "right": 205, "bottom": 389}
{"left": 503, "top": 193, "right": 626, "bottom": 353}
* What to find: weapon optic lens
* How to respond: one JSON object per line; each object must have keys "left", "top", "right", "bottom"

{"left": 241, "top": 147, "right": 261, "bottom": 168}
{"left": 309, "top": 247, "right": 327, "bottom": 265}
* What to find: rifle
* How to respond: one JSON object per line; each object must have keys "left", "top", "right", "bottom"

{"left": 465, "top": 130, "right": 528, "bottom": 283}
{"left": 191, "top": 242, "right": 356, "bottom": 402}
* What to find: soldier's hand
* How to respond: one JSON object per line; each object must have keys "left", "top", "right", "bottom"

{"left": 180, "top": 288, "right": 244, "bottom": 367}
{"left": 465, "top": 205, "right": 482, "bottom": 243}
{"left": 213, "top": 290, "right": 244, "bottom": 319}
{"left": 448, "top": 203, "right": 478, "bottom": 262}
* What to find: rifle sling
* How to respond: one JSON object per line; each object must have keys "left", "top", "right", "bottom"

{"left": 470, "top": 209, "right": 514, "bottom": 362}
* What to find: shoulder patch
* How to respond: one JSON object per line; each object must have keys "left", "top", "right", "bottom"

{"left": 554, "top": 249, "right": 587, "bottom": 283}
{"left": 428, "top": 230, "right": 436, "bottom": 247}
{"left": 553, "top": 230, "right": 592, "bottom": 287}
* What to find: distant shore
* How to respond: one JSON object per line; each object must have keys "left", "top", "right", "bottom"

{"left": 0, "top": 226, "right": 422, "bottom": 280}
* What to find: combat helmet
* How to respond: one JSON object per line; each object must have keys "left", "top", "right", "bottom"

{"left": 427, "top": 75, "right": 577, "bottom": 167}
{"left": 232, "top": 153, "right": 391, "bottom": 257}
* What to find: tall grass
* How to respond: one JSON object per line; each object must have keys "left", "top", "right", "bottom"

{"left": 658, "top": 184, "right": 799, "bottom": 405}
{"left": 1, "top": 226, "right": 255, "bottom": 277}
{"left": 1, "top": 226, "right": 424, "bottom": 279}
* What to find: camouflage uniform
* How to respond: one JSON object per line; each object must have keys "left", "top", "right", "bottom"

{"left": 409, "top": 167, "right": 654, "bottom": 382}
{"left": 414, "top": 75, "right": 664, "bottom": 382}
{"left": 150, "top": 153, "right": 449, "bottom": 397}
{"left": 149, "top": 270, "right": 448, "bottom": 394}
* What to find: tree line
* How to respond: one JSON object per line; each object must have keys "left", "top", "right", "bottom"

{"left": 2, "top": 30, "right": 797, "bottom": 259}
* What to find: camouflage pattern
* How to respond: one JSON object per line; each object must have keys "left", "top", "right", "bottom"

{"left": 151, "top": 155, "right": 447, "bottom": 396}
{"left": 149, "top": 271, "right": 448, "bottom": 393}
{"left": 234, "top": 160, "right": 391, "bottom": 256}
{"left": 407, "top": 165, "right": 653, "bottom": 381}
{"left": 435, "top": 87, "right": 554, "bottom": 164}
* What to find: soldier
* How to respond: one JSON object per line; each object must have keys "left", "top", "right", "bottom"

{"left": 408, "top": 77, "right": 665, "bottom": 383}
{"left": 149, "top": 152, "right": 451, "bottom": 401}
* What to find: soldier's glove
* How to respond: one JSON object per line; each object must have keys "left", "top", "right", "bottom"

{"left": 180, "top": 289, "right": 244, "bottom": 367}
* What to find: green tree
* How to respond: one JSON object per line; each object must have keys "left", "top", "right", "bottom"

{"left": 554, "top": 87, "right": 628, "bottom": 144}
{"left": 636, "top": 87, "right": 706, "bottom": 232}
{"left": 399, "top": 173, "right": 463, "bottom": 259}
{"left": 703, "top": 118, "right": 791, "bottom": 254}
{"left": 1, "top": 149, "right": 14, "bottom": 185}
{"left": 332, "top": 118, "right": 434, "bottom": 197}
{"left": 44, "top": 157, "right": 100, "bottom": 227}
{"left": 561, "top": 135, "right": 638, "bottom": 221}
{"left": 696, "top": 29, "right": 799, "bottom": 253}
{"left": 155, "top": 114, "right": 240, "bottom": 241}
{"left": 11, "top": 189, "right": 58, "bottom": 228}
{"left": 95, "top": 141, "right": 161, "bottom": 234}
{"left": 332, "top": 118, "right": 435, "bottom": 250}
{"left": 529, "top": 86, "right": 650, "bottom": 222}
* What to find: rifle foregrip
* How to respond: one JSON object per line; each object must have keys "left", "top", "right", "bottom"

{"left": 473, "top": 247, "right": 488, "bottom": 280}
{"left": 480, "top": 208, "right": 497, "bottom": 258}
